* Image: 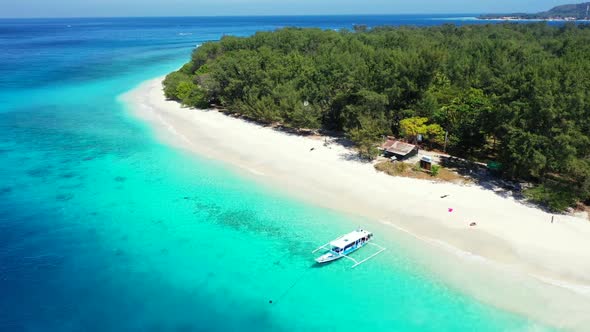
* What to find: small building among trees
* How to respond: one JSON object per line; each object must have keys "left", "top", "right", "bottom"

{"left": 380, "top": 137, "right": 418, "bottom": 160}
{"left": 420, "top": 155, "right": 433, "bottom": 171}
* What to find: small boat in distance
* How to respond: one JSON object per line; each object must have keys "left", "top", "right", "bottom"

{"left": 313, "top": 229, "right": 386, "bottom": 268}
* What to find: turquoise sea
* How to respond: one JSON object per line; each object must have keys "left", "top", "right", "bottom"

{"left": 0, "top": 16, "right": 558, "bottom": 331}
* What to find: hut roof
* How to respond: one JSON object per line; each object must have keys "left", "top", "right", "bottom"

{"left": 381, "top": 139, "right": 416, "bottom": 156}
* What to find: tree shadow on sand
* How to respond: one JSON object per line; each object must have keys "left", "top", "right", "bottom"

{"left": 438, "top": 156, "right": 538, "bottom": 206}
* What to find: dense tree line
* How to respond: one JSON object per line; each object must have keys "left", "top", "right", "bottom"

{"left": 164, "top": 23, "right": 590, "bottom": 211}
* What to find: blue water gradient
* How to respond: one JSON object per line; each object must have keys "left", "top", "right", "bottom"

{"left": 0, "top": 16, "right": 557, "bottom": 331}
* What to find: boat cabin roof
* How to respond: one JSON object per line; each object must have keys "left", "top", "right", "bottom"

{"left": 330, "top": 229, "right": 372, "bottom": 249}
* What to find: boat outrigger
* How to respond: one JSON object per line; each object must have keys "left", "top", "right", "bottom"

{"left": 312, "top": 229, "right": 386, "bottom": 268}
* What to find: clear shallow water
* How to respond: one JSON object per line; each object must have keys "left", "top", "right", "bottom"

{"left": 0, "top": 16, "right": 556, "bottom": 331}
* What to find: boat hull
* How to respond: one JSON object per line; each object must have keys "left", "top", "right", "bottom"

{"left": 315, "top": 252, "right": 343, "bottom": 264}
{"left": 315, "top": 242, "right": 367, "bottom": 264}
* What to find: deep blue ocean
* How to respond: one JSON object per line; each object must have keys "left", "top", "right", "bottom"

{"left": 0, "top": 15, "right": 559, "bottom": 331}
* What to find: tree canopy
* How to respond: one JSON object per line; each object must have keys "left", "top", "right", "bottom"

{"left": 164, "top": 23, "right": 590, "bottom": 211}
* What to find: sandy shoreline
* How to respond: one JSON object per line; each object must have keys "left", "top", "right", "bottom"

{"left": 122, "top": 77, "right": 590, "bottom": 330}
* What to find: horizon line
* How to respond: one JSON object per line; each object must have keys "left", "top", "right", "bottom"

{"left": 0, "top": 13, "right": 485, "bottom": 20}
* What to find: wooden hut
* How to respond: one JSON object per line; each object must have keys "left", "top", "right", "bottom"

{"left": 380, "top": 138, "right": 418, "bottom": 160}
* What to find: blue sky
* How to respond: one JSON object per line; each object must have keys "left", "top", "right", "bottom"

{"left": 1, "top": 0, "right": 575, "bottom": 18}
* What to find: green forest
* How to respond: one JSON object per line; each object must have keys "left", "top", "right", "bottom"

{"left": 164, "top": 23, "right": 590, "bottom": 211}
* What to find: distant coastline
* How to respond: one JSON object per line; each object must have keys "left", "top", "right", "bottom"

{"left": 478, "top": 16, "right": 590, "bottom": 22}
{"left": 479, "top": 2, "right": 590, "bottom": 21}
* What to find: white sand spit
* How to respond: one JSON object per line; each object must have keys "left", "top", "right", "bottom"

{"left": 122, "top": 77, "right": 590, "bottom": 330}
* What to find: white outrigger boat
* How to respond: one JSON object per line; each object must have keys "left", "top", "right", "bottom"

{"left": 313, "top": 229, "right": 386, "bottom": 268}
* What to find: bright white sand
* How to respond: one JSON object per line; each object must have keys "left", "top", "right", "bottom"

{"left": 122, "top": 77, "right": 590, "bottom": 330}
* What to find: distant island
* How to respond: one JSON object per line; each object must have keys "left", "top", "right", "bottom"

{"left": 480, "top": 2, "right": 590, "bottom": 21}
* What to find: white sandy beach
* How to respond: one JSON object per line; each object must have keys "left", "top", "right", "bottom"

{"left": 122, "top": 77, "right": 590, "bottom": 330}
